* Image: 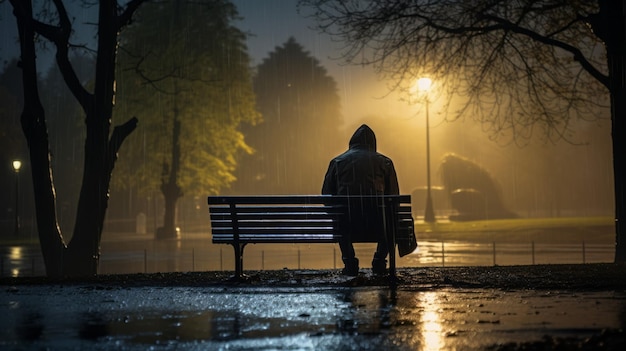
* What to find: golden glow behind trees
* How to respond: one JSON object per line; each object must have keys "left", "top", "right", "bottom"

{"left": 302, "top": 0, "right": 608, "bottom": 144}
{"left": 302, "top": 0, "right": 626, "bottom": 261}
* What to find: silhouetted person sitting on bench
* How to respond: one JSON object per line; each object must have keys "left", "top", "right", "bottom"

{"left": 322, "top": 124, "right": 400, "bottom": 276}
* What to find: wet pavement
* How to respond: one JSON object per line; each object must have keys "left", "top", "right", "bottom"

{"left": 0, "top": 239, "right": 614, "bottom": 278}
{"left": 1, "top": 273, "right": 626, "bottom": 350}
{"left": 0, "top": 228, "right": 622, "bottom": 350}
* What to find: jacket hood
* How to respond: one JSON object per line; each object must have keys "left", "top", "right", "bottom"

{"left": 348, "top": 124, "right": 376, "bottom": 152}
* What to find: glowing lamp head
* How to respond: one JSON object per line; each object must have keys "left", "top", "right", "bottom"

{"left": 12, "top": 160, "right": 21, "bottom": 172}
{"left": 417, "top": 77, "right": 432, "bottom": 92}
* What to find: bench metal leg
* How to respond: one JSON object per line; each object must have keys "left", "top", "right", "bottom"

{"left": 386, "top": 199, "right": 398, "bottom": 284}
{"left": 388, "top": 231, "right": 397, "bottom": 283}
{"left": 232, "top": 243, "right": 247, "bottom": 279}
{"left": 389, "top": 247, "right": 396, "bottom": 278}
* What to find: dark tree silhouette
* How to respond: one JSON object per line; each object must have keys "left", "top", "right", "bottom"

{"left": 0, "top": 61, "right": 31, "bottom": 232}
{"left": 0, "top": 61, "right": 26, "bottom": 171}
{"left": 8, "top": 0, "right": 144, "bottom": 277}
{"left": 440, "top": 153, "right": 517, "bottom": 221}
{"left": 232, "top": 37, "right": 343, "bottom": 195}
{"left": 301, "top": 0, "right": 626, "bottom": 262}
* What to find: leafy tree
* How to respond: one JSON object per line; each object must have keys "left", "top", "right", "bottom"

{"left": 7, "top": 0, "right": 144, "bottom": 277}
{"left": 113, "top": 0, "right": 260, "bottom": 238}
{"left": 232, "top": 37, "right": 343, "bottom": 195}
{"left": 301, "top": 0, "right": 626, "bottom": 261}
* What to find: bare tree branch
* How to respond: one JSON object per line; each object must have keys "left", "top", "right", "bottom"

{"left": 109, "top": 117, "right": 139, "bottom": 158}
{"left": 116, "top": 0, "right": 145, "bottom": 31}
{"left": 12, "top": 0, "right": 93, "bottom": 109}
{"left": 482, "top": 14, "right": 610, "bottom": 88}
{"left": 301, "top": 0, "right": 608, "bottom": 143}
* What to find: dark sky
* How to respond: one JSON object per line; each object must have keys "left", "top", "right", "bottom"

{"left": 232, "top": 0, "right": 407, "bottom": 123}
{"left": 0, "top": 0, "right": 394, "bottom": 120}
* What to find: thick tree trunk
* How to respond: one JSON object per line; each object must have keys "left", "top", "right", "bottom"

{"left": 11, "top": 0, "right": 139, "bottom": 277}
{"left": 157, "top": 117, "right": 182, "bottom": 239}
{"left": 602, "top": 0, "right": 626, "bottom": 262}
{"left": 612, "top": 99, "right": 626, "bottom": 263}
{"left": 611, "top": 86, "right": 626, "bottom": 262}
{"left": 158, "top": 184, "right": 181, "bottom": 239}
{"left": 63, "top": 1, "right": 119, "bottom": 276}
{"left": 12, "top": 0, "right": 66, "bottom": 277}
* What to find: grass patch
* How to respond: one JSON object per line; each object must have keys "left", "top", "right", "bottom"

{"left": 415, "top": 216, "right": 614, "bottom": 244}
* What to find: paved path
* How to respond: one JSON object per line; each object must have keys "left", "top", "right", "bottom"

{"left": 1, "top": 282, "right": 625, "bottom": 350}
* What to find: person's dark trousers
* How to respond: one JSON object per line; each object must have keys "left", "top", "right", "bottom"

{"left": 372, "top": 204, "right": 397, "bottom": 275}
{"left": 372, "top": 233, "right": 389, "bottom": 274}
{"left": 340, "top": 232, "right": 389, "bottom": 275}
{"left": 339, "top": 235, "right": 359, "bottom": 276}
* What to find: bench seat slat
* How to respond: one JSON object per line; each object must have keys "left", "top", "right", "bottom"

{"left": 210, "top": 213, "right": 341, "bottom": 220}
{"left": 212, "top": 226, "right": 413, "bottom": 238}
{"left": 213, "top": 234, "right": 337, "bottom": 242}
{"left": 212, "top": 236, "right": 415, "bottom": 244}
{"left": 209, "top": 206, "right": 343, "bottom": 214}
{"left": 211, "top": 224, "right": 337, "bottom": 229}
{"left": 212, "top": 227, "right": 336, "bottom": 234}
{"left": 213, "top": 238, "right": 336, "bottom": 243}
{"left": 210, "top": 221, "right": 413, "bottom": 230}
{"left": 209, "top": 209, "right": 411, "bottom": 216}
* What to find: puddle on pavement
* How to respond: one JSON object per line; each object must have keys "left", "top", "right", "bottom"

{"left": 1, "top": 286, "right": 625, "bottom": 350}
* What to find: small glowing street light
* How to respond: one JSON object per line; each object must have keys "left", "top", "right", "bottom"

{"left": 417, "top": 77, "right": 432, "bottom": 92}
{"left": 416, "top": 78, "right": 436, "bottom": 223}
{"left": 13, "top": 160, "right": 22, "bottom": 236}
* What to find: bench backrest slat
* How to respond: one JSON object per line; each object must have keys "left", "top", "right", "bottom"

{"left": 208, "top": 195, "right": 413, "bottom": 244}
{"left": 208, "top": 195, "right": 411, "bottom": 205}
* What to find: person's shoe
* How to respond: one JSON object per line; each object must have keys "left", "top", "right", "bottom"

{"left": 342, "top": 258, "right": 359, "bottom": 276}
{"left": 342, "top": 266, "right": 359, "bottom": 276}
{"left": 372, "top": 258, "right": 387, "bottom": 275}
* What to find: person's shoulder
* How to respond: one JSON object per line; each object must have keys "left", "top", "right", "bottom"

{"left": 376, "top": 152, "right": 393, "bottom": 161}
{"left": 376, "top": 153, "right": 395, "bottom": 166}
{"left": 335, "top": 148, "right": 356, "bottom": 159}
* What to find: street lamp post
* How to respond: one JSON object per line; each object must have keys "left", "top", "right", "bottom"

{"left": 417, "top": 78, "right": 436, "bottom": 223}
{"left": 12, "top": 160, "right": 22, "bottom": 236}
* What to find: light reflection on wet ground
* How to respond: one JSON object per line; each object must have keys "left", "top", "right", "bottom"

{"left": 1, "top": 285, "right": 624, "bottom": 350}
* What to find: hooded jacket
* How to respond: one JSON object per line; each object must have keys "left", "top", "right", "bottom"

{"left": 322, "top": 124, "right": 399, "bottom": 196}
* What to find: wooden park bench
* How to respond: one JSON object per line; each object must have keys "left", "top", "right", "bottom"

{"left": 207, "top": 195, "right": 416, "bottom": 279}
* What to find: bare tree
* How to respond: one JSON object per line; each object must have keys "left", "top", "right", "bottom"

{"left": 8, "top": 0, "right": 144, "bottom": 276}
{"left": 300, "top": 0, "right": 626, "bottom": 262}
